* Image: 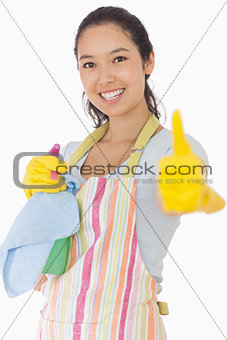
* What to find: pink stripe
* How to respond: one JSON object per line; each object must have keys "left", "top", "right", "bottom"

{"left": 39, "top": 322, "right": 42, "bottom": 340}
{"left": 126, "top": 249, "right": 142, "bottom": 339}
{"left": 118, "top": 222, "right": 137, "bottom": 339}
{"left": 73, "top": 178, "right": 106, "bottom": 339}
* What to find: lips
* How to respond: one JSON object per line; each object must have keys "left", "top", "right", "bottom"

{"left": 99, "top": 87, "right": 125, "bottom": 95}
{"left": 98, "top": 88, "right": 125, "bottom": 103}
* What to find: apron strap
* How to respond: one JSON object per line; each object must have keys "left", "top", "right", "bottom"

{"left": 122, "top": 113, "right": 159, "bottom": 177}
{"left": 68, "top": 121, "right": 109, "bottom": 168}
{"left": 157, "top": 301, "right": 169, "bottom": 315}
{"left": 68, "top": 113, "right": 160, "bottom": 173}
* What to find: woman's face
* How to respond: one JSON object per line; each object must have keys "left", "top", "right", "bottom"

{"left": 77, "top": 24, "right": 154, "bottom": 117}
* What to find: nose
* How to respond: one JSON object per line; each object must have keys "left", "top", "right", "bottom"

{"left": 97, "top": 65, "right": 115, "bottom": 86}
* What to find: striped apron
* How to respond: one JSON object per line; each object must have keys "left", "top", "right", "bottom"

{"left": 37, "top": 114, "right": 168, "bottom": 339}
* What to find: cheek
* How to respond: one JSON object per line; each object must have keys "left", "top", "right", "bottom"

{"left": 119, "top": 62, "right": 136, "bottom": 79}
{"left": 123, "top": 61, "right": 145, "bottom": 85}
{"left": 80, "top": 71, "right": 95, "bottom": 92}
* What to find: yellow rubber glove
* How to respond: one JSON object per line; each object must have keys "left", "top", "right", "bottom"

{"left": 157, "top": 110, "right": 225, "bottom": 214}
{"left": 23, "top": 155, "right": 68, "bottom": 199}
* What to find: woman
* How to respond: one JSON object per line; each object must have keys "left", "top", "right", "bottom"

{"left": 29, "top": 6, "right": 224, "bottom": 339}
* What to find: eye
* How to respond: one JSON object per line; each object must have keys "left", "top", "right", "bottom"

{"left": 82, "top": 56, "right": 126, "bottom": 68}
{"left": 83, "top": 62, "right": 95, "bottom": 68}
{"left": 114, "top": 56, "right": 126, "bottom": 63}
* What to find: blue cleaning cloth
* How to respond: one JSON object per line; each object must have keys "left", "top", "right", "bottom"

{"left": 0, "top": 173, "right": 81, "bottom": 298}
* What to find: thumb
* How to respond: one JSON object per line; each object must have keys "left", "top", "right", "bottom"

{"left": 172, "top": 110, "right": 192, "bottom": 155}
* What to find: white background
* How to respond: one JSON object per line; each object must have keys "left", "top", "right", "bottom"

{"left": 0, "top": 1, "right": 227, "bottom": 339}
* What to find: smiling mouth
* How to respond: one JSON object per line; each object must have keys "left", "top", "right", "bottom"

{"left": 99, "top": 88, "right": 125, "bottom": 101}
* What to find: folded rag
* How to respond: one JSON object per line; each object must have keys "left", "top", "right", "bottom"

{"left": 0, "top": 173, "right": 81, "bottom": 298}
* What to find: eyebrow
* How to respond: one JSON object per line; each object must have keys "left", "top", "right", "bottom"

{"left": 79, "top": 47, "right": 130, "bottom": 61}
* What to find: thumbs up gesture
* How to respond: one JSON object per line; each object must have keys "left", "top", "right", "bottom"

{"left": 157, "top": 110, "right": 225, "bottom": 214}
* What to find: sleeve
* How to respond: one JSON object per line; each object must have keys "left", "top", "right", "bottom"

{"left": 59, "top": 144, "right": 67, "bottom": 161}
{"left": 164, "top": 133, "right": 209, "bottom": 167}
{"left": 59, "top": 141, "right": 82, "bottom": 163}
{"left": 58, "top": 144, "right": 69, "bottom": 170}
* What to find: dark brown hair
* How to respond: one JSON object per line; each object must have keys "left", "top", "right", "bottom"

{"left": 74, "top": 6, "right": 163, "bottom": 128}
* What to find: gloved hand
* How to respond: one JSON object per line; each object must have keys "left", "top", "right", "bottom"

{"left": 157, "top": 110, "right": 225, "bottom": 214}
{"left": 23, "top": 154, "right": 68, "bottom": 199}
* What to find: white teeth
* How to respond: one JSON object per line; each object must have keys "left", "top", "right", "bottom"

{"left": 101, "top": 88, "right": 124, "bottom": 99}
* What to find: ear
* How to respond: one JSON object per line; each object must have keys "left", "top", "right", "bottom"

{"left": 144, "top": 50, "right": 155, "bottom": 75}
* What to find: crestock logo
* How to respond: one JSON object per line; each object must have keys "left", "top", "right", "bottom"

{"left": 68, "top": 162, "right": 156, "bottom": 176}
{"left": 13, "top": 152, "right": 213, "bottom": 189}
{"left": 13, "top": 152, "right": 67, "bottom": 189}
{"left": 69, "top": 162, "right": 212, "bottom": 176}
{"left": 159, "top": 163, "right": 213, "bottom": 185}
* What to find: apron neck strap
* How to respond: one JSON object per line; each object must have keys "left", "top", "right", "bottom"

{"left": 122, "top": 113, "right": 159, "bottom": 177}
{"left": 68, "top": 113, "right": 160, "bottom": 178}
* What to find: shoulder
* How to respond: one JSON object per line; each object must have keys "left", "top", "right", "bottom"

{"left": 159, "top": 128, "right": 209, "bottom": 166}
{"left": 143, "top": 127, "right": 209, "bottom": 166}
{"left": 144, "top": 128, "right": 172, "bottom": 157}
{"left": 60, "top": 141, "right": 83, "bottom": 163}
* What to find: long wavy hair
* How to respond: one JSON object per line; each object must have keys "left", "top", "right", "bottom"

{"left": 74, "top": 6, "right": 164, "bottom": 128}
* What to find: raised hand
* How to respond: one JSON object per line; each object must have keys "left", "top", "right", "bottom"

{"left": 157, "top": 110, "right": 225, "bottom": 214}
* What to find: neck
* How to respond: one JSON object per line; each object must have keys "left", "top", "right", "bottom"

{"left": 101, "top": 103, "right": 152, "bottom": 144}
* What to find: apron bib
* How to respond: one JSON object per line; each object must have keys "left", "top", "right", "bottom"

{"left": 37, "top": 114, "right": 168, "bottom": 340}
